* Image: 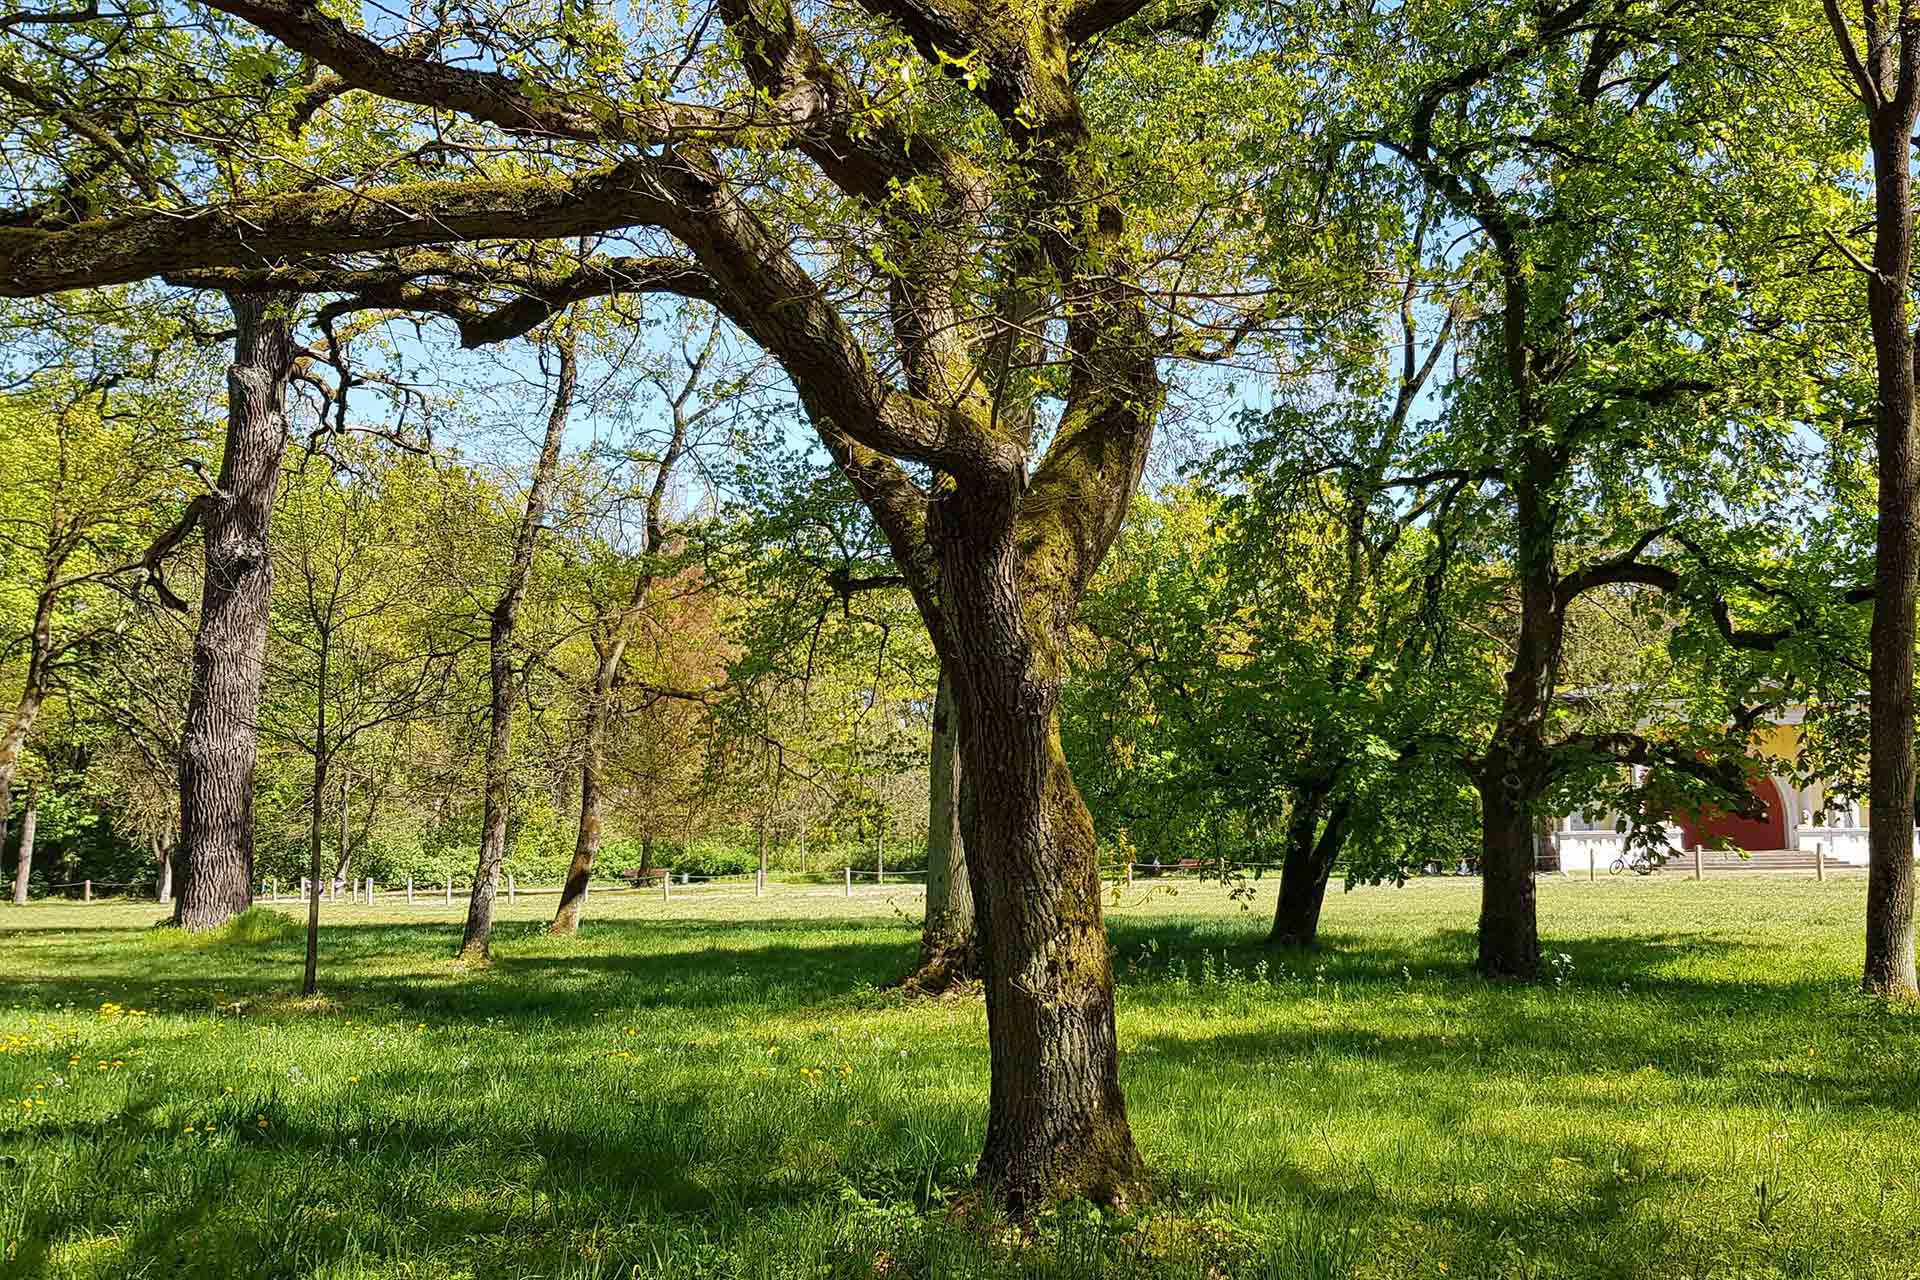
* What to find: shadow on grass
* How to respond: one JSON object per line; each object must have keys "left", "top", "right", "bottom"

{"left": 3, "top": 906, "right": 1913, "bottom": 1277}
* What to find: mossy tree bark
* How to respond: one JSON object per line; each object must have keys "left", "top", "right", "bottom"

{"left": 1474, "top": 466, "right": 1562, "bottom": 981}
{"left": 460, "top": 330, "right": 575, "bottom": 959}
{"left": 173, "top": 292, "right": 296, "bottom": 931}
{"left": 902, "top": 670, "right": 976, "bottom": 990}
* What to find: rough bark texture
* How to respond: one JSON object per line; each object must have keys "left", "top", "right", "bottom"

{"left": 11, "top": 783, "right": 36, "bottom": 905}
{"left": 461, "top": 333, "right": 575, "bottom": 959}
{"left": 1857, "top": 24, "right": 1920, "bottom": 998}
{"left": 173, "top": 292, "right": 295, "bottom": 931}
{"left": 936, "top": 469, "right": 1151, "bottom": 1212}
{"left": 901, "top": 670, "right": 977, "bottom": 991}
{"left": 1476, "top": 465, "right": 1560, "bottom": 981}
{"left": 1268, "top": 788, "right": 1347, "bottom": 948}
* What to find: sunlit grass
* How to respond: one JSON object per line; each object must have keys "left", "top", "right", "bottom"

{"left": 0, "top": 876, "right": 1915, "bottom": 1278}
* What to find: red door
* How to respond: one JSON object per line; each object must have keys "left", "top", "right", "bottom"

{"left": 1674, "top": 776, "right": 1787, "bottom": 852}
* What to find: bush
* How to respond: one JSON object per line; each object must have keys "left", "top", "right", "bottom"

{"left": 668, "top": 842, "right": 755, "bottom": 878}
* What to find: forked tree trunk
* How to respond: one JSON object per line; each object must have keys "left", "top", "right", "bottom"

{"left": 902, "top": 670, "right": 976, "bottom": 991}
{"left": 1269, "top": 787, "right": 1348, "bottom": 948}
{"left": 1863, "top": 88, "right": 1920, "bottom": 999}
{"left": 461, "top": 332, "right": 575, "bottom": 959}
{"left": 174, "top": 292, "right": 295, "bottom": 931}
{"left": 10, "top": 783, "right": 35, "bottom": 905}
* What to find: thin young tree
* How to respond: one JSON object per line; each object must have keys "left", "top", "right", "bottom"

{"left": 265, "top": 449, "right": 457, "bottom": 993}
{"left": 459, "top": 326, "right": 577, "bottom": 959}
{"left": 552, "top": 320, "right": 721, "bottom": 935}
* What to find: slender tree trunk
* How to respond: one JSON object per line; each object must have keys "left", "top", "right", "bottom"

{"left": 303, "top": 755, "right": 327, "bottom": 996}
{"left": 1269, "top": 787, "right": 1348, "bottom": 948}
{"left": 174, "top": 292, "right": 295, "bottom": 931}
{"left": 1864, "top": 92, "right": 1920, "bottom": 998}
{"left": 304, "top": 631, "right": 329, "bottom": 996}
{"left": 331, "top": 774, "right": 352, "bottom": 885}
{"left": 0, "top": 587, "right": 56, "bottom": 866}
{"left": 461, "top": 331, "right": 575, "bottom": 959}
{"left": 902, "top": 670, "right": 976, "bottom": 991}
{"left": 10, "top": 783, "right": 35, "bottom": 905}
{"left": 551, "top": 662, "right": 610, "bottom": 936}
{"left": 155, "top": 836, "right": 173, "bottom": 904}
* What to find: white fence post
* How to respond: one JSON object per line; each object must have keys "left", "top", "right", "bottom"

{"left": 406, "top": 876, "right": 414, "bottom": 905}
{"left": 1816, "top": 842, "right": 1826, "bottom": 882}
{"left": 83, "top": 880, "right": 91, "bottom": 902}
{"left": 444, "top": 878, "right": 452, "bottom": 905}
{"left": 508, "top": 873, "right": 515, "bottom": 904}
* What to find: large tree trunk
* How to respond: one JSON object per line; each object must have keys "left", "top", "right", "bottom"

{"left": 902, "top": 670, "right": 976, "bottom": 991}
{"left": 1269, "top": 786, "right": 1347, "bottom": 948}
{"left": 952, "top": 673, "right": 1145, "bottom": 1212}
{"left": 938, "top": 508, "right": 1148, "bottom": 1212}
{"left": 1476, "top": 749, "right": 1543, "bottom": 980}
{"left": 1476, "top": 467, "right": 1561, "bottom": 981}
{"left": 1863, "top": 92, "right": 1920, "bottom": 999}
{"left": 174, "top": 292, "right": 295, "bottom": 931}
{"left": 10, "top": 783, "right": 35, "bottom": 905}
{"left": 461, "top": 332, "right": 575, "bottom": 959}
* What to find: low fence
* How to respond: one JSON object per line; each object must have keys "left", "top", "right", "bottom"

{"left": 255, "top": 865, "right": 936, "bottom": 908}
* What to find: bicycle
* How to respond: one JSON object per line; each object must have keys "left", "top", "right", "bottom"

{"left": 1609, "top": 851, "right": 1655, "bottom": 876}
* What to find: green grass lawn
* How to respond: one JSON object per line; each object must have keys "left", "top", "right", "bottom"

{"left": 0, "top": 875, "right": 1916, "bottom": 1279}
